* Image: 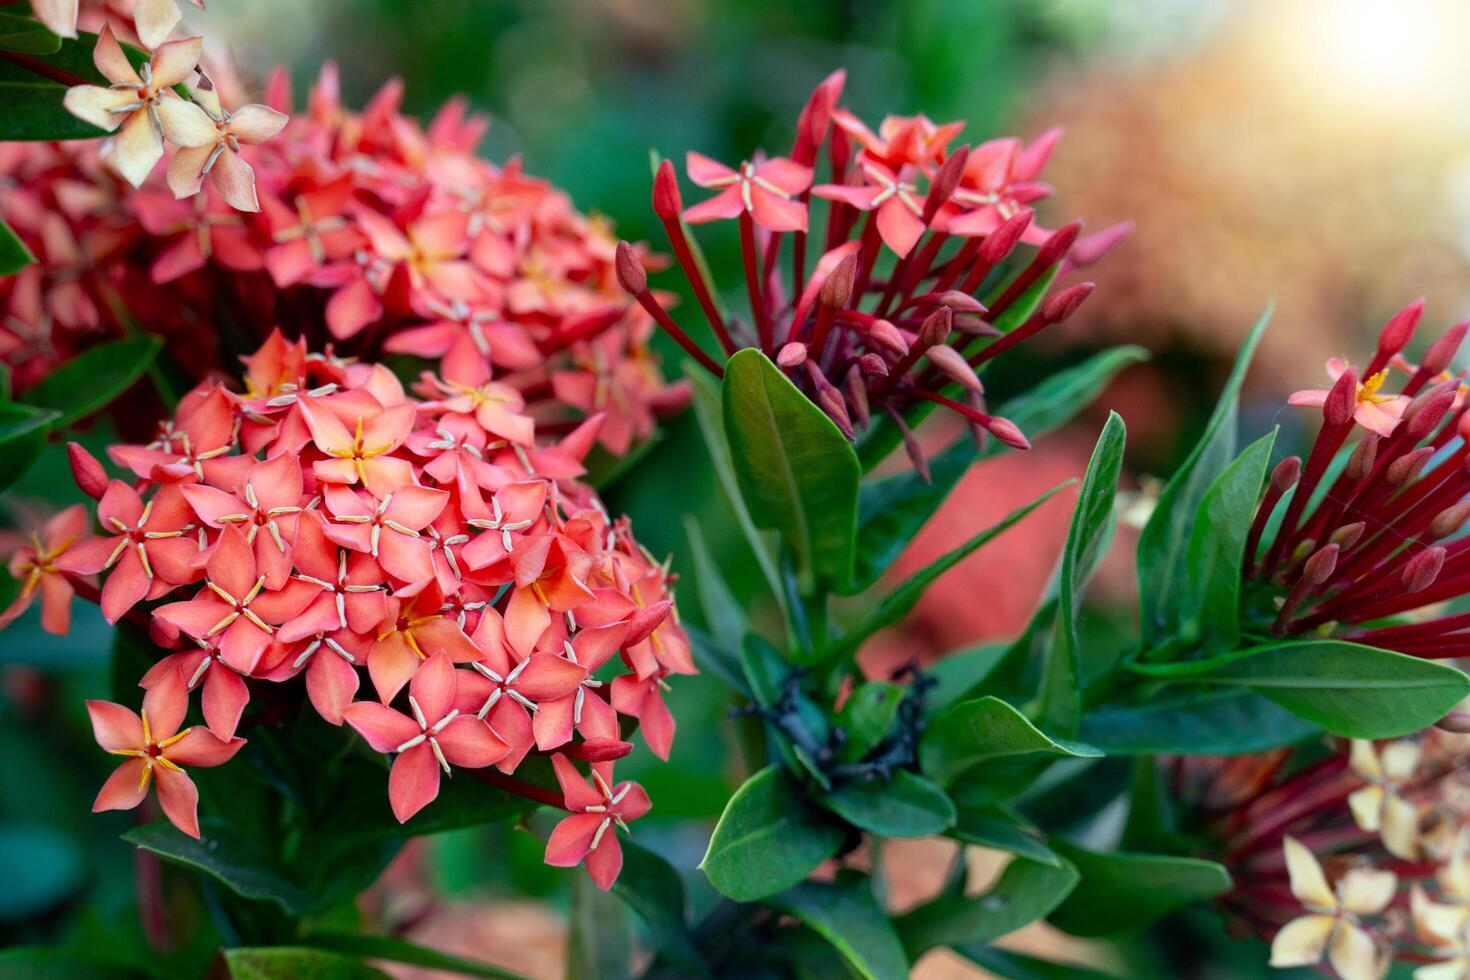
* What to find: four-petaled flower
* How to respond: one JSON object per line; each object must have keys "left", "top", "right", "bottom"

{"left": 1347, "top": 738, "right": 1423, "bottom": 860}
{"left": 88, "top": 667, "right": 243, "bottom": 839}
{"left": 544, "top": 754, "right": 650, "bottom": 890}
{"left": 682, "top": 153, "right": 812, "bottom": 233}
{"left": 814, "top": 160, "right": 928, "bottom": 257}
{"left": 165, "top": 92, "right": 288, "bottom": 212}
{"left": 0, "top": 504, "right": 90, "bottom": 635}
{"left": 1269, "top": 836, "right": 1395, "bottom": 980}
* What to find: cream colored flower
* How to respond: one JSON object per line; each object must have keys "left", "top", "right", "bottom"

{"left": 1269, "top": 836, "right": 1395, "bottom": 980}
{"left": 1348, "top": 738, "right": 1424, "bottom": 859}
{"left": 29, "top": 0, "right": 78, "bottom": 38}
{"left": 133, "top": 0, "right": 206, "bottom": 51}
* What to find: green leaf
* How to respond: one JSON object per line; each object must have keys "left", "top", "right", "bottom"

{"left": 0, "top": 822, "right": 83, "bottom": 921}
{"left": 850, "top": 345, "right": 1147, "bottom": 586}
{"left": 834, "top": 682, "right": 903, "bottom": 761}
{"left": 722, "top": 348, "right": 860, "bottom": 593}
{"left": 1079, "top": 688, "right": 1318, "bottom": 755}
{"left": 947, "top": 806, "right": 1059, "bottom": 867}
{"left": 21, "top": 336, "right": 161, "bottom": 429}
{"left": 301, "top": 934, "right": 528, "bottom": 979}
{"left": 1181, "top": 429, "right": 1277, "bottom": 653}
{"left": 819, "top": 770, "right": 956, "bottom": 838}
{"left": 920, "top": 696, "right": 1102, "bottom": 787}
{"left": 0, "top": 215, "right": 34, "bottom": 274}
{"left": 1039, "top": 412, "right": 1126, "bottom": 735}
{"left": 1048, "top": 843, "right": 1231, "bottom": 936}
{"left": 1153, "top": 639, "right": 1470, "bottom": 739}
{"left": 221, "top": 947, "right": 391, "bottom": 980}
{"left": 700, "top": 766, "right": 845, "bottom": 902}
{"left": 767, "top": 874, "right": 910, "bottom": 980}
{"left": 124, "top": 819, "right": 320, "bottom": 915}
{"left": 611, "top": 839, "right": 704, "bottom": 976}
{"left": 686, "top": 363, "right": 787, "bottom": 619}
{"left": 896, "top": 857, "right": 1079, "bottom": 956}
{"left": 0, "top": 948, "right": 149, "bottom": 980}
{"left": 825, "top": 482, "right": 1071, "bottom": 661}
{"left": 0, "top": 12, "right": 62, "bottom": 55}
{"left": 683, "top": 515, "right": 745, "bottom": 649}
{"left": 1137, "top": 306, "right": 1270, "bottom": 646}
{"left": 566, "top": 872, "right": 631, "bottom": 980}
{"left": 0, "top": 402, "right": 60, "bottom": 490}
{"left": 685, "top": 625, "right": 750, "bottom": 699}
{"left": 0, "top": 33, "right": 114, "bottom": 141}
{"left": 925, "top": 641, "right": 1011, "bottom": 710}
{"left": 953, "top": 946, "right": 1122, "bottom": 980}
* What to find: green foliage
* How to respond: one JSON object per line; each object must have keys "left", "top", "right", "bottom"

{"left": 0, "top": 31, "right": 124, "bottom": 141}
{"left": 1079, "top": 688, "right": 1319, "bottom": 754}
{"left": 300, "top": 934, "right": 529, "bottom": 979}
{"left": 920, "top": 696, "right": 1102, "bottom": 787}
{"left": 896, "top": 856, "right": 1079, "bottom": 956}
{"left": 21, "top": 337, "right": 161, "bottom": 429}
{"left": 1039, "top": 412, "right": 1126, "bottom": 735}
{"left": 0, "top": 402, "right": 60, "bottom": 490}
{"left": 0, "top": 216, "right": 34, "bottom": 274}
{"left": 833, "top": 682, "right": 904, "bottom": 762}
{"left": 947, "top": 806, "right": 1059, "bottom": 866}
{"left": 700, "top": 766, "right": 845, "bottom": 902}
{"left": 767, "top": 874, "right": 910, "bottom": 980}
{"left": 1048, "top": 843, "right": 1231, "bottom": 935}
{"left": 722, "top": 348, "right": 861, "bottom": 594}
{"left": 818, "top": 770, "right": 955, "bottom": 838}
{"left": 610, "top": 840, "right": 705, "bottom": 975}
{"left": 220, "top": 947, "right": 391, "bottom": 980}
{"left": 0, "top": 948, "right": 149, "bottom": 979}
{"left": 1137, "top": 307, "right": 1269, "bottom": 647}
{"left": 0, "top": 11, "right": 62, "bottom": 55}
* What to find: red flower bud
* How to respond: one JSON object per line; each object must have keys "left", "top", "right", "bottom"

{"left": 776, "top": 342, "right": 807, "bottom": 368}
{"left": 1044, "top": 282, "right": 1094, "bottom": 323}
{"left": 1386, "top": 446, "right": 1433, "bottom": 486}
{"left": 1405, "top": 379, "right": 1456, "bottom": 438}
{"left": 1377, "top": 297, "right": 1424, "bottom": 358}
{"left": 652, "top": 159, "right": 683, "bottom": 222}
{"left": 927, "top": 345, "right": 983, "bottom": 393}
{"left": 1066, "top": 221, "right": 1133, "bottom": 270}
{"left": 67, "top": 442, "right": 108, "bottom": 499}
{"left": 1423, "top": 320, "right": 1468, "bottom": 377}
{"left": 1329, "top": 522, "right": 1366, "bottom": 549}
{"left": 868, "top": 319, "right": 909, "bottom": 357}
{"left": 1403, "top": 546, "right": 1446, "bottom": 593}
{"left": 986, "top": 415, "right": 1030, "bottom": 451}
{"left": 1303, "top": 544, "right": 1339, "bottom": 585}
{"left": 1323, "top": 366, "right": 1359, "bottom": 426}
{"left": 857, "top": 352, "right": 888, "bottom": 376}
{"left": 1272, "top": 456, "right": 1302, "bottom": 491}
{"left": 1432, "top": 502, "right": 1470, "bottom": 540}
{"left": 1346, "top": 436, "right": 1378, "bottom": 481}
{"left": 845, "top": 367, "right": 870, "bottom": 430}
{"left": 1034, "top": 219, "right": 1083, "bottom": 269}
{"left": 924, "top": 144, "right": 969, "bottom": 220}
{"left": 614, "top": 240, "right": 648, "bottom": 295}
{"left": 821, "top": 253, "right": 858, "bottom": 308}
{"left": 935, "top": 291, "right": 986, "bottom": 315}
{"left": 978, "top": 208, "right": 1033, "bottom": 265}
{"left": 919, "top": 306, "right": 953, "bottom": 348}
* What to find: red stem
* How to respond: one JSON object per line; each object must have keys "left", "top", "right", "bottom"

{"left": 0, "top": 49, "right": 88, "bottom": 87}
{"left": 468, "top": 766, "right": 569, "bottom": 810}
{"left": 739, "top": 212, "right": 773, "bottom": 354}
{"left": 659, "top": 215, "right": 736, "bottom": 354}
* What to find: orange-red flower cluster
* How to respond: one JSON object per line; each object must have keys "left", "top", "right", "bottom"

{"left": 7, "top": 333, "right": 692, "bottom": 889}
{"left": 2, "top": 57, "right": 684, "bottom": 456}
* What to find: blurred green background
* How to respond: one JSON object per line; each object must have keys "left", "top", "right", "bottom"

{"left": 9, "top": 0, "right": 1470, "bottom": 975}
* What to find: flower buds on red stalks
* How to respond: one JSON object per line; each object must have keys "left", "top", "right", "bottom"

{"left": 1171, "top": 731, "right": 1470, "bottom": 977}
{"left": 4, "top": 336, "right": 693, "bottom": 889}
{"left": 6, "top": 63, "right": 683, "bottom": 460}
{"left": 1246, "top": 302, "right": 1470, "bottom": 655}
{"left": 621, "top": 72, "right": 1115, "bottom": 479}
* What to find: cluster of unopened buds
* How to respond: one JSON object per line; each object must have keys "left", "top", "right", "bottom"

{"left": 1, "top": 333, "right": 692, "bottom": 889}
{"left": 2, "top": 12, "right": 682, "bottom": 458}
{"left": 1174, "top": 727, "right": 1470, "bottom": 980}
{"left": 1243, "top": 300, "right": 1470, "bottom": 653}
{"left": 616, "top": 70, "right": 1129, "bottom": 476}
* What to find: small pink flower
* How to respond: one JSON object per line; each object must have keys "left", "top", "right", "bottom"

{"left": 88, "top": 667, "right": 243, "bottom": 839}
{"left": 166, "top": 96, "right": 288, "bottom": 212}
{"left": 831, "top": 109, "right": 964, "bottom": 169}
{"left": 343, "top": 652, "right": 509, "bottom": 823}
{"left": 544, "top": 754, "right": 650, "bottom": 890}
{"left": 367, "top": 583, "right": 481, "bottom": 705}
{"left": 321, "top": 483, "right": 448, "bottom": 585}
{"left": 1288, "top": 359, "right": 1410, "bottom": 437}
{"left": 813, "top": 160, "right": 928, "bottom": 257}
{"left": 0, "top": 504, "right": 91, "bottom": 635}
{"left": 682, "top": 152, "right": 812, "bottom": 232}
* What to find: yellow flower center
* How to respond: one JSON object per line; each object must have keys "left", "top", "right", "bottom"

{"left": 1357, "top": 370, "right": 1393, "bottom": 405}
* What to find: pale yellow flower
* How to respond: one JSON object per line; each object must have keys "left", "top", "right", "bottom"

{"left": 1269, "top": 836, "right": 1395, "bottom": 980}
{"left": 1348, "top": 738, "right": 1424, "bottom": 859}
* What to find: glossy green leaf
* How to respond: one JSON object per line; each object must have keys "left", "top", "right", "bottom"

{"left": 834, "top": 682, "right": 903, "bottom": 762}
{"left": 825, "top": 482, "right": 1071, "bottom": 662}
{"left": 1079, "top": 688, "right": 1318, "bottom": 755}
{"left": 0, "top": 33, "right": 115, "bottom": 141}
{"left": 1039, "top": 412, "right": 1126, "bottom": 735}
{"left": 0, "top": 215, "right": 34, "bottom": 274}
{"left": 722, "top": 348, "right": 860, "bottom": 593}
{"left": 767, "top": 874, "right": 910, "bottom": 980}
{"left": 301, "top": 934, "right": 528, "bottom": 979}
{"left": 0, "top": 949, "right": 148, "bottom": 979}
{"left": 953, "top": 946, "right": 1122, "bottom": 980}
{"left": 0, "top": 12, "right": 62, "bottom": 55}
{"left": 850, "top": 345, "right": 1147, "bottom": 585}
{"left": 1137, "top": 306, "right": 1269, "bottom": 646}
{"left": 0, "top": 402, "right": 59, "bottom": 490}
{"left": 21, "top": 336, "right": 161, "bottom": 429}
{"left": 686, "top": 363, "right": 787, "bottom": 619}
{"left": 819, "top": 770, "right": 956, "bottom": 838}
{"left": 1153, "top": 639, "right": 1470, "bottom": 739}
{"left": 1181, "top": 429, "right": 1276, "bottom": 653}
{"left": 1048, "top": 843, "right": 1231, "bottom": 936}
{"left": 124, "top": 819, "right": 321, "bottom": 915}
{"left": 897, "top": 856, "right": 1079, "bottom": 956}
{"left": 947, "top": 806, "right": 1059, "bottom": 867}
{"left": 700, "top": 766, "right": 845, "bottom": 902}
{"left": 920, "top": 696, "right": 1103, "bottom": 787}
{"left": 925, "top": 641, "right": 1011, "bottom": 710}
{"left": 221, "top": 947, "right": 390, "bottom": 980}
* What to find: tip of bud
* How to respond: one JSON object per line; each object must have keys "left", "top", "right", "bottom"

{"left": 652, "top": 159, "right": 683, "bottom": 221}
{"left": 1043, "top": 282, "right": 1094, "bottom": 323}
{"left": 978, "top": 208, "right": 1033, "bottom": 265}
{"left": 925, "top": 145, "right": 969, "bottom": 219}
{"left": 820, "top": 253, "right": 858, "bottom": 308}
{"left": 1424, "top": 320, "right": 1469, "bottom": 377}
{"left": 1329, "top": 522, "right": 1366, "bottom": 550}
{"left": 927, "top": 344, "right": 983, "bottom": 393}
{"left": 1066, "top": 221, "right": 1133, "bottom": 270}
{"left": 1377, "top": 298, "right": 1425, "bottom": 357}
{"left": 614, "top": 241, "right": 648, "bottom": 295}
{"left": 1272, "top": 455, "right": 1302, "bottom": 492}
{"left": 1432, "top": 502, "right": 1470, "bottom": 540}
{"left": 1303, "top": 543, "right": 1340, "bottom": 585}
{"left": 1386, "top": 445, "right": 1433, "bottom": 486}
{"left": 936, "top": 291, "right": 986, "bottom": 315}
{"left": 1346, "top": 436, "right": 1378, "bottom": 482}
{"left": 67, "top": 442, "right": 108, "bottom": 499}
{"left": 986, "top": 415, "right": 1030, "bottom": 451}
{"left": 1403, "top": 546, "right": 1447, "bottom": 593}
{"left": 776, "top": 342, "right": 808, "bottom": 369}
{"left": 1406, "top": 380, "right": 1456, "bottom": 438}
{"left": 919, "top": 306, "right": 953, "bottom": 348}
{"left": 1323, "top": 366, "right": 1359, "bottom": 426}
{"left": 1036, "top": 219, "right": 1083, "bottom": 267}
{"left": 857, "top": 352, "right": 888, "bottom": 377}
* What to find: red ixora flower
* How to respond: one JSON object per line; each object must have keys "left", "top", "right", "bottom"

{"left": 5, "top": 334, "right": 692, "bottom": 888}
{"left": 0, "top": 504, "right": 91, "bottom": 635}
{"left": 619, "top": 70, "right": 1129, "bottom": 478}
{"left": 1247, "top": 300, "right": 1470, "bottom": 653}
{"left": 544, "top": 753, "right": 651, "bottom": 890}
